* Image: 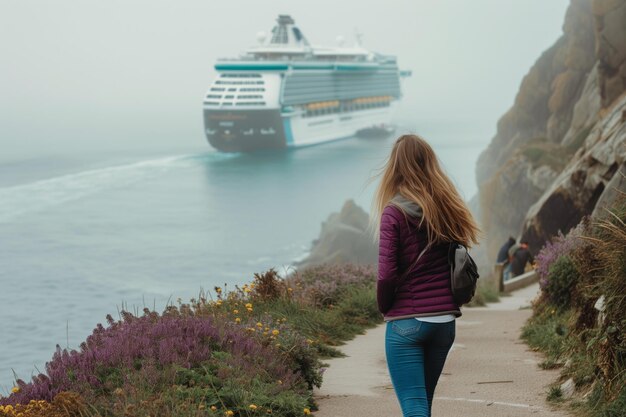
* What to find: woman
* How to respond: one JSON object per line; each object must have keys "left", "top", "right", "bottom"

{"left": 369, "top": 134, "right": 480, "bottom": 417}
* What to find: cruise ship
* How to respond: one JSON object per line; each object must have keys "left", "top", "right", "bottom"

{"left": 203, "top": 15, "right": 410, "bottom": 152}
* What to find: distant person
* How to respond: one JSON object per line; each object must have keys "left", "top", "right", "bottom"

{"left": 497, "top": 237, "right": 516, "bottom": 263}
{"left": 497, "top": 237, "right": 516, "bottom": 281}
{"left": 510, "top": 241, "right": 534, "bottom": 277}
{"left": 508, "top": 241, "right": 521, "bottom": 260}
{"left": 371, "top": 134, "right": 480, "bottom": 417}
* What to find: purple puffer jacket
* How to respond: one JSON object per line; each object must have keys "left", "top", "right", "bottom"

{"left": 377, "top": 196, "right": 461, "bottom": 320}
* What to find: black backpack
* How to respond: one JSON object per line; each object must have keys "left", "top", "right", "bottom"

{"left": 448, "top": 242, "right": 480, "bottom": 305}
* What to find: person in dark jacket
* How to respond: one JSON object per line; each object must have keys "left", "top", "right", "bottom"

{"left": 370, "top": 134, "right": 480, "bottom": 417}
{"left": 497, "top": 237, "right": 516, "bottom": 281}
{"left": 510, "top": 241, "right": 534, "bottom": 277}
{"left": 497, "top": 237, "right": 516, "bottom": 263}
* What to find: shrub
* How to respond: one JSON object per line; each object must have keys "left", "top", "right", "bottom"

{"left": 1, "top": 309, "right": 307, "bottom": 414}
{"left": 525, "top": 192, "right": 626, "bottom": 416}
{"left": 1, "top": 263, "right": 381, "bottom": 417}
{"left": 535, "top": 220, "right": 589, "bottom": 290}
{"left": 543, "top": 256, "right": 579, "bottom": 310}
{"left": 250, "top": 268, "right": 287, "bottom": 301}
{"left": 292, "top": 264, "right": 376, "bottom": 308}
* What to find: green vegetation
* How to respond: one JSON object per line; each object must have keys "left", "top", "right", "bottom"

{"left": 1, "top": 248, "right": 506, "bottom": 417}
{"left": 467, "top": 280, "right": 500, "bottom": 307}
{"left": 519, "top": 136, "right": 577, "bottom": 172}
{"left": 522, "top": 194, "right": 626, "bottom": 416}
{"left": 0, "top": 264, "right": 382, "bottom": 417}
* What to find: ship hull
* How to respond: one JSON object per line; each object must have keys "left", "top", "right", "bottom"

{"left": 203, "top": 109, "right": 287, "bottom": 152}
{"left": 204, "top": 105, "right": 394, "bottom": 152}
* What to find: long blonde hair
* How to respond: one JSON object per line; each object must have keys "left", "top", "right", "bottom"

{"left": 369, "top": 134, "right": 480, "bottom": 247}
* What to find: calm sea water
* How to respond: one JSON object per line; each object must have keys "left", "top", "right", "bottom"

{"left": 0, "top": 123, "right": 486, "bottom": 391}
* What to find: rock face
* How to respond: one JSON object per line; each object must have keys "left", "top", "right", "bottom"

{"left": 522, "top": 95, "right": 626, "bottom": 248}
{"left": 295, "top": 199, "right": 377, "bottom": 270}
{"left": 476, "top": 0, "right": 626, "bottom": 261}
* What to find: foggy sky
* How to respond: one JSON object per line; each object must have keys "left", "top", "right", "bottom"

{"left": 0, "top": 0, "right": 569, "bottom": 162}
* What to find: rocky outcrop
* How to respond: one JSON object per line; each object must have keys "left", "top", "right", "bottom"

{"left": 476, "top": 0, "right": 626, "bottom": 261}
{"left": 594, "top": 0, "right": 626, "bottom": 107}
{"left": 295, "top": 199, "right": 377, "bottom": 269}
{"left": 521, "top": 95, "right": 626, "bottom": 248}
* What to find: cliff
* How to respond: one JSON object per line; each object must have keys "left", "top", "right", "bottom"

{"left": 294, "top": 199, "right": 377, "bottom": 270}
{"left": 475, "top": 0, "right": 626, "bottom": 262}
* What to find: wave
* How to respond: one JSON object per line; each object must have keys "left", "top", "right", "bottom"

{"left": 0, "top": 154, "right": 197, "bottom": 223}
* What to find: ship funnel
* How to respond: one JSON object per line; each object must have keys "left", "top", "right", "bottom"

{"left": 268, "top": 14, "right": 310, "bottom": 47}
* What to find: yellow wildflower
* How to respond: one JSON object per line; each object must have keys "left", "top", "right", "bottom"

{"left": 235, "top": 317, "right": 241, "bottom": 323}
{"left": 304, "top": 407, "right": 311, "bottom": 415}
{"left": 225, "top": 411, "right": 234, "bottom": 416}
{"left": 245, "top": 303, "right": 252, "bottom": 308}
{"left": 233, "top": 309, "right": 239, "bottom": 314}
{"left": 277, "top": 380, "right": 283, "bottom": 385}
{"left": 216, "top": 301, "right": 223, "bottom": 306}
{"left": 249, "top": 404, "right": 258, "bottom": 410}
{"left": 256, "top": 322, "right": 263, "bottom": 328}
{"left": 247, "top": 307, "right": 253, "bottom": 312}
{"left": 272, "top": 329, "right": 280, "bottom": 336}
{"left": 11, "top": 386, "right": 20, "bottom": 394}
{"left": 211, "top": 405, "right": 217, "bottom": 411}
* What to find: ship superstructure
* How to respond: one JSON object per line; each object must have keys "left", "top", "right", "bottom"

{"left": 203, "top": 15, "right": 410, "bottom": 152}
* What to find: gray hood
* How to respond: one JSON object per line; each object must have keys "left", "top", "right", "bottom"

{"left": 390, "top": 193, "right": 423, "bottom": 222}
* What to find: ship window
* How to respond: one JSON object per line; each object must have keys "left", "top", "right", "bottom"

{"left": 216, "top": 80, "right": 265, "bottom": 85}
{"left": 210, "top": 88, "right": 225, "bottom": 92}
{"left": 240, "top": 88, "right": 265, "bottom": 92}
{"left": 235, "top": 102, "right": 266, "bottom": 106}
{"left": 206, "top": 94, "right": 222, "bottom": 99}
{"left": 221, "top": 73, "right": 261, "bottom": 78}
{"left": 228, "top": 88, "right": 237, "bottom": 91}
{"left": 204, "top": 101, "right": 220, "bottom": 105}
{"left": 224, "top": 95, "right": 234, "bottom": 99}
{"left": 237, "top": 95, "right": 264, "bottom": 99}
{"left": 222, "top": 102, "right": 233, "bottom": 106}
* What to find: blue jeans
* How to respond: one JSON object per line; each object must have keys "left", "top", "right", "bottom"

{"left": 503, "top": 262, "right": 512, "bottom": 281}
{"left": 385, "top": 318, "right": 455, "bottom": 417}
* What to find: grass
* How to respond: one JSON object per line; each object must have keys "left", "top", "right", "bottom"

{"left": 521, "top": 193, "right": 626, "bottom": 417}
{"left": 519, "top": 136, "right": 575, "bottom": 172}
{"left": 466, "top": 280, "right": 500, "bottom": 307}
{"left": 0, "top": 264, "right": 382, "bottom": 417}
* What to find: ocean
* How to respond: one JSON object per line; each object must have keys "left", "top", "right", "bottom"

{"left": 0, "top": 123, "right": 486, "bottom": 391}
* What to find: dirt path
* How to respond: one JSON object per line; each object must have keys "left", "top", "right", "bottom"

{"left": 312, "top": 284, "right": 571, "bottom": 416}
